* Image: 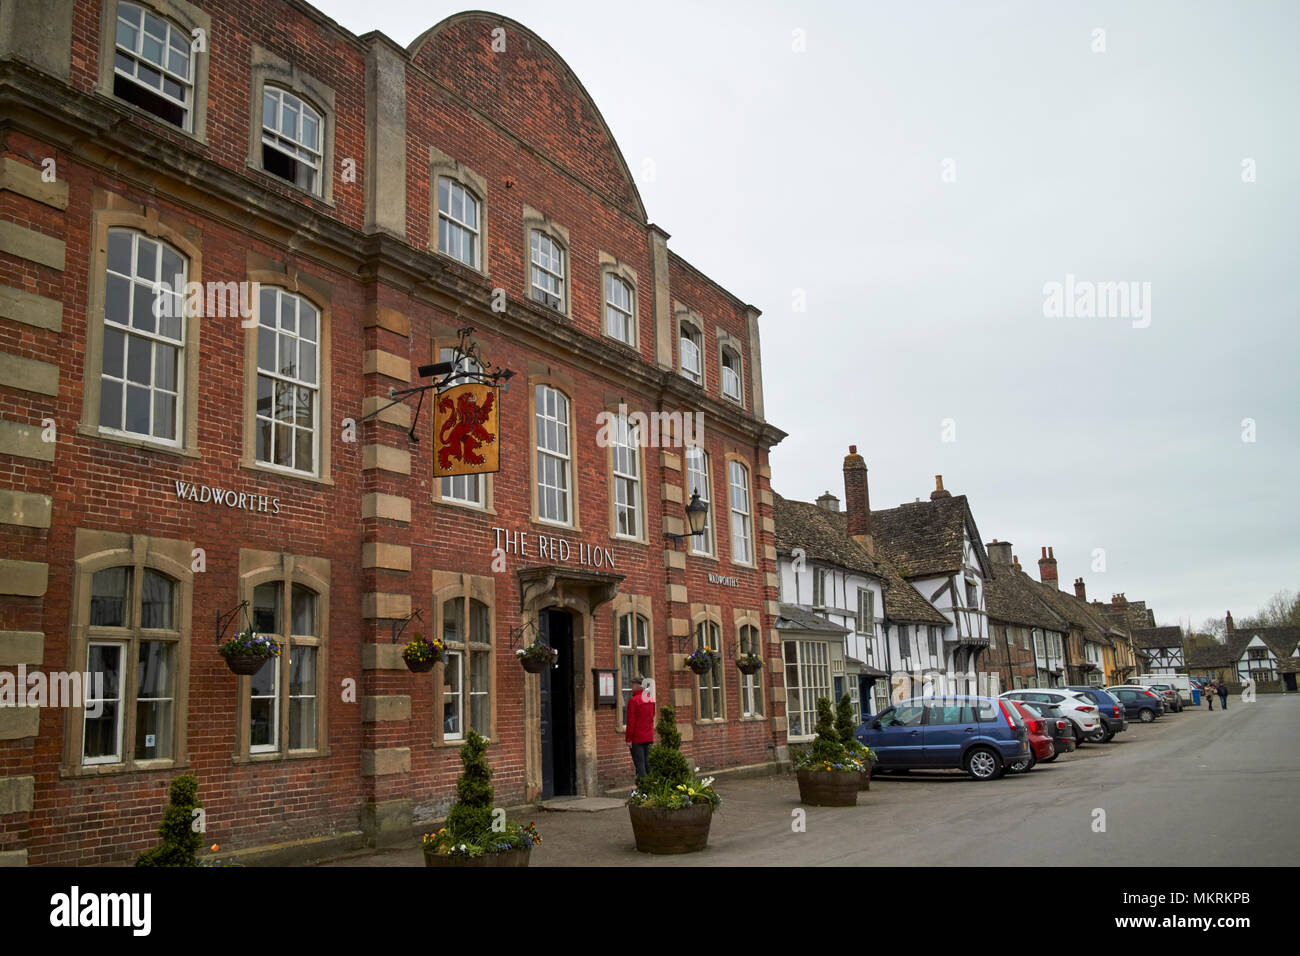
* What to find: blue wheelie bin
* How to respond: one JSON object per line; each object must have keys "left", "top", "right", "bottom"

{"left": 1192, "top": 687, "right": 1202, "bottom": 706}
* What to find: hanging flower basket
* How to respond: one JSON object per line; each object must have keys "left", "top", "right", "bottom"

{"left": 217, "top": 629, "right": 281, "bottom": 677}
{"left": 402, "top": 633, "right": 444, "bottom": 673}
{"left": 736, "top": 653, "right": 763, "bottom": 675}
{"left": 685, "top": 647, "right": 720, "bottom": 675}
{"left": 516, "top": 640, "right": 557, "bottom": 673}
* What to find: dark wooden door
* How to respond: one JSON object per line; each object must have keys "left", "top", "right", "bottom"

{"left": 539, "top": 609, "right": 577, "bottom": 799}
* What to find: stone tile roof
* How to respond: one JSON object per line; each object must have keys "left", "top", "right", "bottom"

{"left": 775, "top": 603, "right": 851, "bottom": 635}
{"left": 773, "top": 493, "right": 881, "bottom": 577}
{"left": 1235, "top": 626, "right": 1300, "bottom": 663}
{"left": 985, "top": 563, "right": 1069, "bottom": 630}
{"left": 869, "top": 495, "right": 974, "bottom": 579}
{"left": 1133, "top": 625, "right": 1185, "bottom": 649}
{"left": 1024, "top": 577, "right": 1110, "bottom": 643}
{"left": 772, "top": 492, "right": 948, "bottom": 626}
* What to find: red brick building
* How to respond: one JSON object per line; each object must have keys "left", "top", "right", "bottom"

{"left": 0, "top": 2, "right": 786, "bottom": 865}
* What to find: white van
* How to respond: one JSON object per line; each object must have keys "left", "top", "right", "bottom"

{"left": 1129, "top": 674, "right": 1191, "bottom": 703}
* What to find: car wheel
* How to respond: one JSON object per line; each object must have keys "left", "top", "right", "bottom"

{"left": 966, "top": 747, "right": 1003, "bottom": 781}
{"left": 1139, "top": 708, "right": 1155, "bottom": 723}
{"left": 1086, "top": 726, "right": 1108, "bottom": 743}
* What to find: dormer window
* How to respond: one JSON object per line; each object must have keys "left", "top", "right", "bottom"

{"left": 113, "top": 2, "right": 193, "bottom": 129}
{"left": 680, "top": 322, "right": 702, "bottom": 384}
{"left": 530, "top": 231, "right": 565, "bottom": 311}
{"left": 721, "top": 346, "right": 742, "bottom": 402}
{"left": 261, "top": 86, "right": 323, "bottom": 194}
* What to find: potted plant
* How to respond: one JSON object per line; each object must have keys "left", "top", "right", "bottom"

{"left": 684, "top": 646, "right": 720, "bottom": 676}
{"left": 516, "top": 639, "right": 558, "bottom": 674}
{"left": 422, "top": 730, "right": 542, "bottom": 867}
{"left": 626, "top": 703, "right": 720, "bottom": 854}
{"left": 793, "top": 697, "right": 871, "bottom": 806}
{"left": 836, "top": 693, "right": 877, "bottom": 790}
{"left": 736, "top": 652, "right": 763, "bottom": 675}
{"left": 218, "top": 627, "right": 281, "bottom": 676}
{"left": 402, "top": 632, "right": 444, "bottom": 674}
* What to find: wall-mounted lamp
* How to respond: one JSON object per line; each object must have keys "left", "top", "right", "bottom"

{"left": 664, "top": 489, "right": 709, "bottom": 549}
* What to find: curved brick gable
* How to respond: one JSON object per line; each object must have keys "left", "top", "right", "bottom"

{"left": 410, "top": 13, "right": 644, "bottom": 219}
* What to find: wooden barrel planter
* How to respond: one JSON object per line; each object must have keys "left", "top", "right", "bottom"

{"left": 797, "top": 769, "right": 860, "bottom": 806}
{"left": 628, "top": 803, "right": 713, "bottom": 854}
{"left": 224, "top": 654, "right": 269, "bottom": 676}
{"left": 858, "top": 765, "right": 872, "bottom": 791}
{"left": 424, "top": 847, "right": 530, "bottom": 867}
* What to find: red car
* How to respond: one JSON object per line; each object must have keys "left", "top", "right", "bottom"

{"left": 1006, "top": 700, "right": 1055, "bottom": 773}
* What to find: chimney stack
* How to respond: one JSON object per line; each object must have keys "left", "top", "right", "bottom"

{"left": 1038, "top": 546, "right": 1058, "bottom": 588}
{"left": 930, "top": 475, "right": 951, "bottom": 500}
{"left": 1226, "top": 610, "right": 1234, "bottom": 634}
{"left": 1074, "top": 577, "right": 1086, "bottom": 601}
{"left": 986, "top": 539, "right": 1012, "bottom": 566}
{"left": 843, "top": 445, "right": 873, "bottom": 554}
{"left": 1012, "top": 554, "right": 1022, "bottom": 570}
{"left": 815, "top": 490, "right": 839, "bottom": 513}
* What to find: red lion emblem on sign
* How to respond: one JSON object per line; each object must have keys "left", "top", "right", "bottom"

{"left": 438, "top": 390, "right": 496, "bottom": 470}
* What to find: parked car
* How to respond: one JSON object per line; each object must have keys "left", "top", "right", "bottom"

{"left": 1005, "top": 701, "right": 1056, "bottom": 772}
{"left": 1067, "top": 686, "right": 1128, "bottom": 742}
{"left": 1125, "top": 683, "right": 1178, "bottom": 712}
{"left": 855, "top": 696, "right": 1030, "bottom": 781}
{"left": 999, "top": 689, "right": 1103, "bottom": 743}
{"left": 1026, "top": 702, "right": 1077, "bottom": 760}
{"left": 1130, "top": 674, "right": 1193, "bottom": 703}
{"left": 1106, "top": 685, "right": 1164, "bottom": 722}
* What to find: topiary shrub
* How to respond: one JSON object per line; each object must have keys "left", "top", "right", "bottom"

{"left": 835, "top": 693, "right": 856, "bottom": 746}
{"left": 135, "top": 774, "right": 203, "bottom": 867}
{"left": 644, "top": 703, "right": 692, "bottom": 789}
{"left": 444, "top": 730, "right": 495, "bottom": 843}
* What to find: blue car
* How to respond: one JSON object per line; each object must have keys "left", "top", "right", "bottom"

{"left": 855, "top": 696, "right": 1030, "bottom": 781}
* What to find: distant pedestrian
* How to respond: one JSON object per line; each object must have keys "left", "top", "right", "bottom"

{"left": 1205, "top": 682, "right": 1214, "bottom": 710}
{"left": 625, "top": 677, "right": 655, "bottom": 783}
{"left": 1217, "top": 681, "right": 1229, "bottom": 710}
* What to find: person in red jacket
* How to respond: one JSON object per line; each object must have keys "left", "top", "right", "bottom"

{"left": 625, "top": 677, "right": 656, "bottom": 782}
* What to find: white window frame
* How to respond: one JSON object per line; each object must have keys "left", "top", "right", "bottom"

{"left": 611, "top": 411, "right": 641, "bottom": 539}
{"left": 739, "top": 623, "right": 764, "bottom": 718}
{"left": 437, "top": 177, "right": 481, "bottom": 268}
{"left": 535, "top": 384, "right": 572, "bottom": 526}
{"left": 680, "top": 322, "right": 703, "bottom": 384}
{"left": 604, "top": 273, "right": 634, "bottom": 345}
{"left": 695, "top": 619, "right": 724, "bottom": 721}
{"left": 100, "top": 228, "right": 186, "bottom": 446}
{"left": 83, "top": 640, "right": 126, "bottom": 766}
{"left": 857, "top": 588, "right": 875, "bottom": 636}
{"left": 686, "top": 446, "right": 714, "bottom": 557}
{"left": 783, "top": 639, "right": 831, "bottom": 742}
{"left": 112, "top": 1, "right": 194, "bottom": 130}
{"left": 530, "top": 231, "right": 565, "bottom": 310}
{"left": 261, "top": 85, "right": 323, "bottom": 195}
{"left": 618, "top": 612, "right": 652, "bottom": 728}
{"left": 729, "top": 459, "right": 754, "bottom": 565}
{"left": 255, "top": 287, "right": 320, "bottom": 475}
{"left": 249, "top": 656, "right": 281, "bottom": 755}
{"left": 721, "top": 346, "right": 742, "bottom": 402}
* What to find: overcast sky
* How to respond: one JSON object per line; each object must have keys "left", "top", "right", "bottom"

{"left": 315, "top": 0, "right": 1299, "bottom": 631}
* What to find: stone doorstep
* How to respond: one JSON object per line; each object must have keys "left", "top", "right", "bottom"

{"left": 536, "top": 796, "right": 626, "bottom": 812}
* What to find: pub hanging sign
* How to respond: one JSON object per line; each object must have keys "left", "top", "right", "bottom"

{"left": 360, "top": 326, "right": 513, "bottom": 471}
{"left": 434, "top": 383, "right": 499, "bottom": 478}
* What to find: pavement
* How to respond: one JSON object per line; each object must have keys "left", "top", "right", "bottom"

{"left": 317, "top": 694, "right": 1299, "bottom": 866}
